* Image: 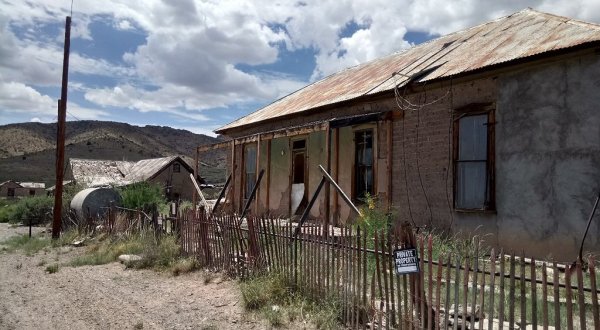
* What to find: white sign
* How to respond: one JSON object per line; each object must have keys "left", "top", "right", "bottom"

{"left": 393, "top": 248, "right": 420, "bottom": 275}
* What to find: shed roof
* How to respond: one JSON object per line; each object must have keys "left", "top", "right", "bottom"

{"left": 216, "top": 8, "right": 600, "bottom": 133}
{"left": 70, "top": 156, "right": 201, "bottom": 188}
{"left": 18, "top": 182, "right": 46, "bottom": 189}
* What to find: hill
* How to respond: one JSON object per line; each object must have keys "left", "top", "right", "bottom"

{"left": 0, "top": 121, "right": 227, "bottom": 186}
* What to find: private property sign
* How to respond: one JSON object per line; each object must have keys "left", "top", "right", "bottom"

{"left": 393, "top": 248, "right": 420, "bottom": 275}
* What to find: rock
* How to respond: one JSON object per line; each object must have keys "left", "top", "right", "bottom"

{"left": 474, "top": 319, "right": 520, "bottom": 329}
{"left": 271, "top": 305, "right": 280, "bottom": 312}
{"left": 71, "top": 239, "right": 85, "bottom": 247}
{"left": 450, "top": 304, "right": 483, "bottom": 321}
{"left": 118, "top": 254, "right": 142, "bottom": 263}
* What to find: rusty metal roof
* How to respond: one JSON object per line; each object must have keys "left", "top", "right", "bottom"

{"left": 70, "top": 156, "right": 192, "bottom": 187}
{"left": 217, "top": 8, "right": 600, "bottom": 133}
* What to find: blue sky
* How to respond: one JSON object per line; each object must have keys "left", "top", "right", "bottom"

{"left": 1, "top": 1, "right": 599, "bottom": 137}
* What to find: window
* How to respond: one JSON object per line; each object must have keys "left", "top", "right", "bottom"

{"left": 29, "top": 189, "right": 35, "bottom": 196}
{"left": 454, "top": 105, "right": 495, "bottom": 210}
{"left": 173, "top": 163, "right": 181, "bottom": 173}
{"left": 354, "top": 129, "right": 374, "bottom": 201}
{"left": 244, "top": 144, "right": 257, "bottom": 199}
{"left": 7, "top": 188, "right": 15, "bottom": 197}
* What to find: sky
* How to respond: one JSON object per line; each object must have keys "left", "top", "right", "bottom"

{"left": 1, "top": 1, "right": 600, "bottom": 137}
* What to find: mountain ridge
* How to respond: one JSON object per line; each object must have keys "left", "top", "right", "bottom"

{"left": 0, "top": 120, "right": 227, "bottom": 185}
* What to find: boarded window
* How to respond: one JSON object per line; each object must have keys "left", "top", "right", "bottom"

{"left": 173, "top": 163, "right": 181, "bottom": 173}
{"left": 7, "top": 188, "right": 15, "bottom": 197}
{"left": 355, "top": 130, "right": 374, "bottom": 200}
{"left": 244, "top": 144, "right": 257, "bottom": 199}
{"left": 454, "top": 107, "right": 495, "bottom": 210}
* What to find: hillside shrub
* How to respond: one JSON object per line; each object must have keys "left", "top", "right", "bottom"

{"left": 120, "top": 182, "right": 166, "bottom": 213}
{"left": 8, "top": 196, "right": 54, "bottom": 225}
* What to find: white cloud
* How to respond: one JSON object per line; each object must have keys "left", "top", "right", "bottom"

{"left": 0, "top": 81, "right": 108, "bottom": 120}
{"left": 2, "top": 0, "right": 600, "bottom": 127}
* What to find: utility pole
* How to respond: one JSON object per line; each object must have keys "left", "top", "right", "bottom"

{"left": 52, "top": 16, "right": 71, "bottom": 239}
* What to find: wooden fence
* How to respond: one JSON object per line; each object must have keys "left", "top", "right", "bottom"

{"left": 178, "top": 211, "right": 600, "bottom": 329}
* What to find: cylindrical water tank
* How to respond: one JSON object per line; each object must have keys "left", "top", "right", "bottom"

{"left": 70, "top": 187, "right": 122, "bottom": 221}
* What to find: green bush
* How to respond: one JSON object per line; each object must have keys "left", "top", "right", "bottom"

{"left": 9, "top": 196, "right": 54, "bottom": 225}
{"left": 0, "top": 202, "right": 19, "bottom": 223}
{"left": 120, "top": 182, "right": 166, "bottom": 213}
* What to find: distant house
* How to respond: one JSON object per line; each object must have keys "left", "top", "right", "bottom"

{"left": 213, "top": 9, "right": 600, "bottom": 260}
{"left": 68, "top": 156, "right": 204, "bottom": 201}
{"left": 0, "top": 180, "right": 46, "bottom": 198}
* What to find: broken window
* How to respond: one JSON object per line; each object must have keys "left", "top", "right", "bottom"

{"left": 354, "top": 129, "right": 374, "bottom": 201}
{"left": 244, "top": 144, "right": 257, "bottom": 199}
{"left": 454, "top": 105, "right": 495, "bottom": 210}
{"left": 7, "top": 188, "right": 15, "bottom": 197}
{"left": 173, "top": 163, "right": 181, "bottom": 173}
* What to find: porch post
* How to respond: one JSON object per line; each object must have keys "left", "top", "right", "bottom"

{"left": 193, "top": 146, "right": 199, "bottom": 211}
{"left": 230, "top": 140, "right": 236, "bottom": 213}
{"left": 387, "top": 119, "right": 393, "bottom": 211}
{"left": 266, "top": 139, "right": 271, "bottom": 212}
{"left": 333, "top": 127, "right": 340, "bottom": 225}
{"left": 324, "top": 122, "right": 331, "bottom": 236}
{"left": 255, "top": 134, "right": 261, "bottom": 216}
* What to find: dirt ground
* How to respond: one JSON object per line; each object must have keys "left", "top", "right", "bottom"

{"left": 0, "top": 224, "right": 266, "bottom": 330}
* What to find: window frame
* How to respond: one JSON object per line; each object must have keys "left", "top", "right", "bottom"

{"left": 173, "top": 163, "right": 181, "bottom": 173}
{"left": 452, "top": 103, "right": 495, "bottom": 212}
{"left": 353, "top": 127, "right": 376, "bottom": 202}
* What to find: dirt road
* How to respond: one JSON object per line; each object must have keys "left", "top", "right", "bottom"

{"left": 0, "top": 225, "right": 264, "bottom": 330}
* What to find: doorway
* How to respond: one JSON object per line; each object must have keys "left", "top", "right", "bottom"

{"left": 291, "top": 139, "right": 307, "bottom": 215}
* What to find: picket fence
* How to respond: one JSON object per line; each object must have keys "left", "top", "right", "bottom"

{"left": 177, "top": 211, "right": 599, "bottom": 329}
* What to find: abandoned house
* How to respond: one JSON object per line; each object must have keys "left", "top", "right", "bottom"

{"left": 0, "top": 180, "right": 46, "bottom": 198}
{"left": 211, "top": 9, "right": 600, "bottom": 261}
{"left": 69, "top": 156, "right": 204, "bottom": 201}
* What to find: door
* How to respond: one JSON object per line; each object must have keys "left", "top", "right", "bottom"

{"left": 291, "top": 139, "right": 307, "bottom": 215}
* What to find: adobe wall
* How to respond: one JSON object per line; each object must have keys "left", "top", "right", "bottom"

{"left": 223, "top": 53, "right": 600, "bottom": 261}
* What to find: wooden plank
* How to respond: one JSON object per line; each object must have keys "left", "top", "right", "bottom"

{"left": 363, "top": 228, "right": 369, "bottom": 330}
{"left": 255, "top": 137, "right": 260, "bottom": 215}
{"left": 453, "top": 255, "right": 460, "bottom": 330}
{"left": 381, "top": 230, "right": 390, "bottom": 329}
{"left": 520, "top": 255, "right": 526, "bottom": 328}
{"left": 553, "top": 262, "right": 561, "bottom": 330}
{"left": 419, "top": 235, "right": 426, "bottom": 329}
{"left": 565, "top": 265, "right": 573, "bottom": 330}
{"left": 508, "top": 253, "right": 516, "bottom": 329}
{"left": 498, "top": 251, "right": 506, "bottom": 328}
{"left": 388, "top": 229, "right": 397, "bottom": 328}
{"left": 375, "top": 231, "right": 384, "bottom": 329}
{"left": 542, "top": 262, "right": 548, "bottom": 329}
{"left": 487, "top": 249, "right": 496, "bottom": 330}
{"left": 479, "top": 253, "right": 486, "bottom": 330}
{"left": 576, "top": 261, "right": 586, "bottom": 330}
{"left": 443, "top": 254, "right": 451, "bottom": 330}
{"left": 324, "top": 123, "right": 331, "bottom": 231}
{"left": 531, "top": 257, "right": 538, "bottom": 328}
{"left": 197, "top": 140, "right": 231, "bottom": 153}
{"left": 428, "top": 236, "right": 434, "bottom": 330}
{"left": 470, "top": 243, "right": 480, "bottom": 330}
{"left": 435, "top": 253, "right": 443, "bottom": 330}
{"left": 589, "top": 257, "right": 599, "bottom": 330}
{"left": 462, "top": 255, "right": 469, "bottom": 330}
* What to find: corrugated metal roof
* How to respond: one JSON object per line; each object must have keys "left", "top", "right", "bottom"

{"left": 18, "top": 182, "right": 45, "bottom": 189}
{"left": 70, "top": 158, "right": 135, "bottom": 187}
{"left": 70, "top": 156, "right": 192, "bottom": 187}
{"left": 126, "top": 156, "right": 179, "bottom": 182}
{"left": 217, "top": 8, "right": 600, "bottom": 133}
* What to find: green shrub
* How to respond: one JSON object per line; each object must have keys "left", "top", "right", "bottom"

{"left": 0, "top": 203, "right": 19, "bottom": 223}
{"left": 0, "top": 235, "right": 52, "bottom": 255}
{"left": 120, "top": 182, "right": 166, "bottom": 213}
{"left": 9, "top": 196, "right": 54, "bottom": 225}
{"left": 45, "top": 264, "right": 59, "bottom": 274}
